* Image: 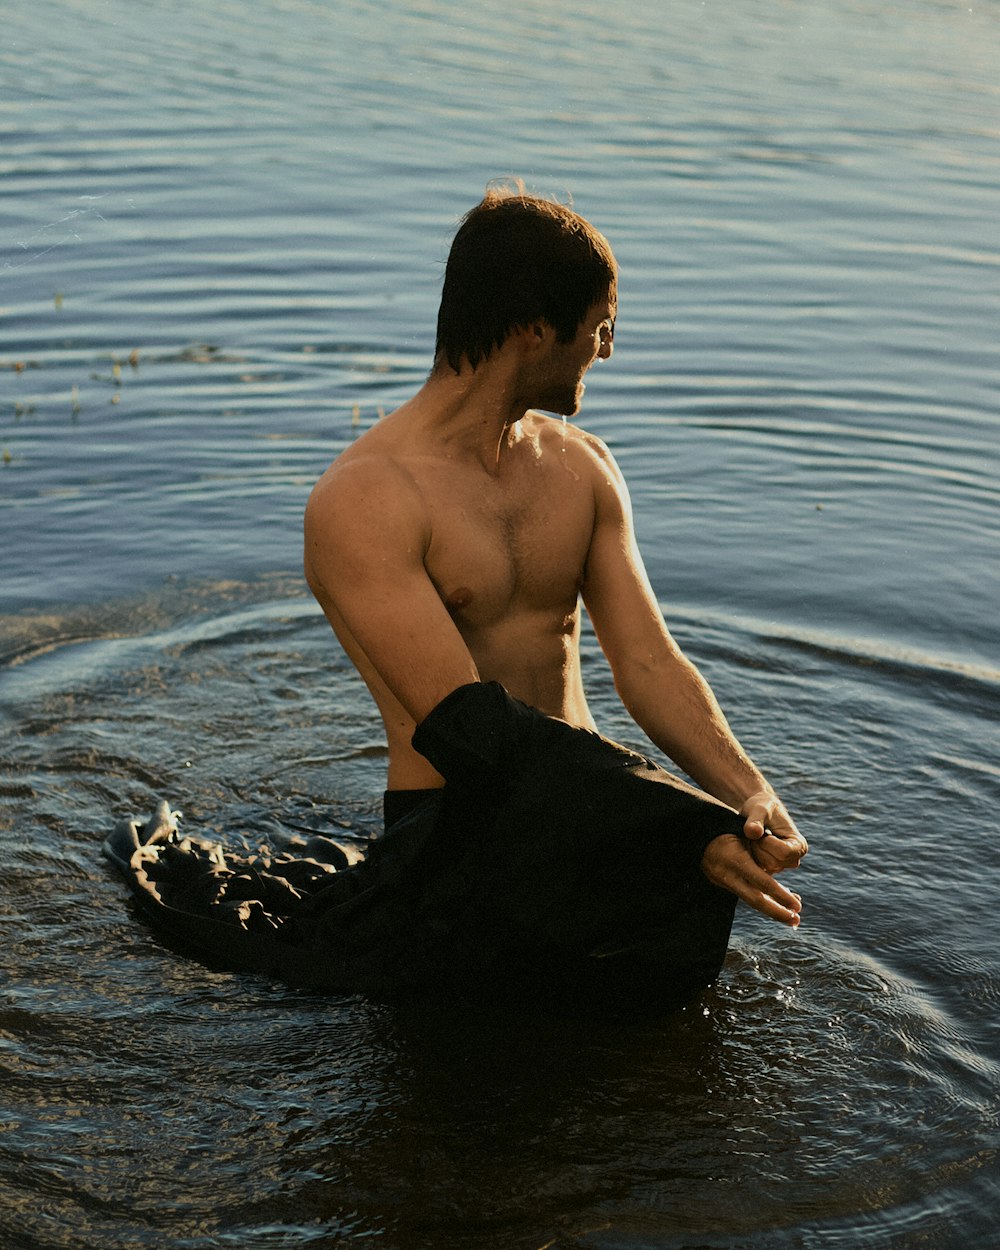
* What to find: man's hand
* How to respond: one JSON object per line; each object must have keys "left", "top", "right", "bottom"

{"left": 740, "top": 790, "right": 808, "bottom": 874}
{"left": 701, "top": 833, "right": 804, "bottom": 927}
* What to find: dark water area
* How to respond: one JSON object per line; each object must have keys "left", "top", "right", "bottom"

{"left": 2, "top": 1, "right": 999, "bottom": 1247}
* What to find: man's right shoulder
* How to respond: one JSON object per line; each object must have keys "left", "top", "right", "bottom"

{"left": 308, "top": 440, "right": 419, "bottom": 512}
{"left": 304, "top": 444, "right": 429, "bottom": 570}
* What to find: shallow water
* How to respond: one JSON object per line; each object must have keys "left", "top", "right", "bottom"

{"left": 2, "top": 1, "right": 999, "bottom": 1247}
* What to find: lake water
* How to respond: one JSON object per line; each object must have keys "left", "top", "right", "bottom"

{"left": 2, "top": 0, "right": 999, "bottom": 1246}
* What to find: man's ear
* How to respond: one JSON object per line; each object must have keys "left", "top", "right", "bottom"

{"left": 520, "top": 320, "right": 552, "bottom": 353}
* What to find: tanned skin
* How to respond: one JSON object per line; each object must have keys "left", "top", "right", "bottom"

{"left": 305, "top": 294, "right": 808, "bottom": 927}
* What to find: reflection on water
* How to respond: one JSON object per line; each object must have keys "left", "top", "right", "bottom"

{"left": 2, "top": 0, "right": 999, "bottom": 1245}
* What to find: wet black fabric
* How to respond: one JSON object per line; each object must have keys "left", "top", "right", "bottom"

{"left": 382, "top": 787, "right": 442, "bottom": 830}
{"left": 103, "top": 682, "right": 741, "bottom": 1009}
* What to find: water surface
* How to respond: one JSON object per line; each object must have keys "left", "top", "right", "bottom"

{"left": 2, "top": 1, "right": 999, "bottom": 1247}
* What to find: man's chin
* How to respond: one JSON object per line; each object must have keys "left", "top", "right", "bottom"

{"left": 539, "top": 387, "right": 583, "bottom": 418}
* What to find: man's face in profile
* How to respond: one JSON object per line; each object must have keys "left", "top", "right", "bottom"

{"left": 535, "top": 294, "right": 616, "bottom": 417}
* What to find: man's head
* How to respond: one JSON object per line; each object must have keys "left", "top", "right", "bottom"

{"left": 434, "top": 184, "right": 618, "bottom": 375}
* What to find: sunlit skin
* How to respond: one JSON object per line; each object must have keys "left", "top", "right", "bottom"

{"left": 305, "top": 294, "right": 808, "bottom": 928}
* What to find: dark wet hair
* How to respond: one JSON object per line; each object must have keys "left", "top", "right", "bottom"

{"left": 434, "top": 183, "right": 617, "bottom": 374}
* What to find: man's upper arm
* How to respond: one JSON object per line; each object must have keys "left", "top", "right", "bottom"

{"left": 580, "top": 439, "right": 685, "bottom": 688}
{"left": 303, "top": 458, "right": 479, "bottom": 722}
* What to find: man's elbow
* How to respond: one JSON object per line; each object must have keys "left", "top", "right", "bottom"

{"left": 611, "top": 647, "right": 696, "bottom": 713}
{"left": 612, "top": 651, "right": 666, "bottom": 707}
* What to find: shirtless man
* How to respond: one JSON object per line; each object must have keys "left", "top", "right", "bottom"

{"left": 304, "top": 187, "right": 807, "bottom": 929}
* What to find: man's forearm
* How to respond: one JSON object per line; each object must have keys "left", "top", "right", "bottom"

{"left": 617, "top": 652, "right": 772, "bottom": 809}
{"left": 616, "top": 649, "right": 808, "bottom": 903}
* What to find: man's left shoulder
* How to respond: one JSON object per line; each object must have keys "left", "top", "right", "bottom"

{"left": 531, "top": 412, "right": 617, "bottom": 467}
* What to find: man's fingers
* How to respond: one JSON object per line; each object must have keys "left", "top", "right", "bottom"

{"left": 739, "top": 794, "right": 809, "bottom": 861}
{"left": 741, "top": 809, "right": 767, "bottom": 840}
{"left": 751, "top": 894, "right": 801, "bottom": 927}
{"left": 748, "top": 874, "right": 803, "bottom": 927}
{"left": 702, "top": 834, "right": 804, "bottom": 927}
{"left": 728, "top": 858, "right": 802, "bottom": 925}
{"left": 752, "top": 832, "right": 804, "bottom": 872}
{"left": 740, "top": 792, "right": 774, "bottom": 833}
{"left": 751, "top": 838, "right": 787, "bottom": 873}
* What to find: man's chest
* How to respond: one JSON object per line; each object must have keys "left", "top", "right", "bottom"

{"left": 421, "top": 464, "right": 594, "bottom": 624}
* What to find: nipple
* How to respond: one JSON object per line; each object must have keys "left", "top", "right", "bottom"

{"left": 446, "top": 586, "right": 474, "bottom": 612}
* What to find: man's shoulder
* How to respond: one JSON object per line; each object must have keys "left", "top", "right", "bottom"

{"left": 305, "top": 433, "right": 427, "bottom": 549}
{"left": 526, "top": 412, "right": 623, "bottom": 480}
{"left": 310, "top": 428, "right": 417, "bottom": 504}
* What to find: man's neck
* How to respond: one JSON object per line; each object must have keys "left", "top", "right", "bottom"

{"left": 406, "top": 354, "right": 534, "bottom": 472}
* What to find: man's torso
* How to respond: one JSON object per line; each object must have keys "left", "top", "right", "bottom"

{"left": 311, "top": 410, "right": 605, "bottom": 788}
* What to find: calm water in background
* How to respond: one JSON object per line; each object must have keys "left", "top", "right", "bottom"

{"left": 2, "top": 1, "right": 999, "bottom": 1246}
